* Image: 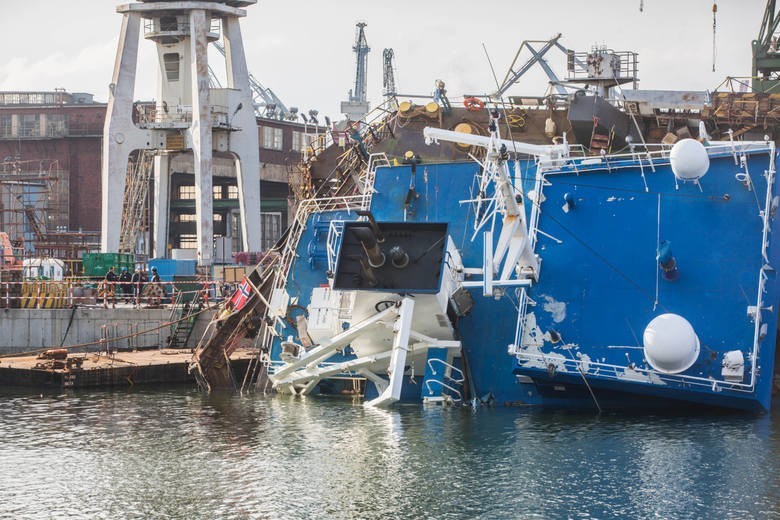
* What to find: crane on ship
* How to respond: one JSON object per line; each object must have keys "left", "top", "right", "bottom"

{"left": 753, "top": 0, "right": 780, "bottom": 92}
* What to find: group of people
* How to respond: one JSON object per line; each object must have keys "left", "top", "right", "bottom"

{"left": 103, "top": 265, "right": 161, "bottom": 308}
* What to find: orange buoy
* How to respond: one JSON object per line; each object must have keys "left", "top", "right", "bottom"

{"left": 463, "top": 97, "right": 484, "bottom": 112}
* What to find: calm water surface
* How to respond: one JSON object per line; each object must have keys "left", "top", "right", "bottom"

{"left": 0, "top": 387, "right": 778, "bottom": 519}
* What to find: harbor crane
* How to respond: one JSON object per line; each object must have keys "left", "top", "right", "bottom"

{"left": 753, "top": 0, "right": 780, "bottom": 92}
{"left": 340, "top": 22, "right": 371, "bottom": 121}
{"left": 382, "top": 48, "right": 397, "bottom": 97}
{"left": 492, "top": 34, "right": 572, "bottom": 98}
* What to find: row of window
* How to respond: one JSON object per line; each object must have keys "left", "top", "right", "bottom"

{"left": 176, "top": 212, "right": 282, "bottom": 251}
{"left": 0, "top": 112, "right": 315, "bottom": 150}
{"left": 0, "top": 113, "right": 68, "bottom": 138}
{"left": 263, "top": 127, "right": 312, "bottom": 152}
{"left": 0, "top": 93, "right": 69, "bottom": 105}
{"left": 177, "top": 185, "right": 239, "bottom": 200}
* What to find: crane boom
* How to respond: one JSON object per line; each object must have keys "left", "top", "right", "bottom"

{"left": 752, "top": 0, "right": 780, "bottom": 92}
{"left": 213, "top": 41, "right": 290, "bottom": 118}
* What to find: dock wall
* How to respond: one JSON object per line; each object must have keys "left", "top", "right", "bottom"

{"left": 0, "top": 308, "right": 216, "bottom": 354}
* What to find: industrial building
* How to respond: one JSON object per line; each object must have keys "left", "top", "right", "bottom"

{"left": 0, "top": 88, "right": 321, "bottom": 265}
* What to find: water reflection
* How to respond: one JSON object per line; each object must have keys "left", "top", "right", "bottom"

{"left": 0, "top": 388, "right": 777, "bottom": 519}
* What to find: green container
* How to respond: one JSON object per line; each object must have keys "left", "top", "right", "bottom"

{"left": 82, "top": 252, "right": 136, "bottom": 278}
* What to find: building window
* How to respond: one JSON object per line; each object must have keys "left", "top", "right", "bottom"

{"left": 175, "top": 213, "right": 196, "bottom": 222}
{"left": 262, "top": 126, "right": 283, "bottom": 150}
{"left": 0, "top": 115, "right": 12, "bottom": 137}
{"left": 178, "top": 185, "right": 195, "bottom": 200}
{"left": 163, "top": 53, "right": 180, "bottom": 82}
{"left": 46, "top": 114, "right": 68, "bottom": 137}
{"left": 291, "top": 131, "right": 308, "bottom": 152}
{"left": 179, "top": 234, "right": 197, "bottom": 248}
{"left": 213, "top": 186, "right": 223, "bottom": 199}
{"left": 227, "top": 185, "right": 238, "bottom": 199}
{"left": 260, "top": 212, "right": 282, "bottom": 251}
{"left": 19, "top": 113, "right": 40, "bottom": 137}
{"left": 160, "top": 16, "right": 178, "bottom": 31}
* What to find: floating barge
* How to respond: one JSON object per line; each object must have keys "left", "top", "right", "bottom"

{"left": 0, "top": 348, "right": 255, "bottom": 389}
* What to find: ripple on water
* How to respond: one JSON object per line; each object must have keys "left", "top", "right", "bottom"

{"left": 0, "top": 389, "right": 778, "bottom": 519}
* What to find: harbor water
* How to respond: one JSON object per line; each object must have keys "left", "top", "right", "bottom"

{"left": 1, "top": 388, "right": 779, "bottom": 519}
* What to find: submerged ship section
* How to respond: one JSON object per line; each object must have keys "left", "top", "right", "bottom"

{"left": 252, "top": 105, "right": 780, "bottom": 412}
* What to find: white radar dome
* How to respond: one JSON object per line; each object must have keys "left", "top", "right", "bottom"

{"left": 642, "top": 313, "right": 700, "bottom": 374}
{"left": 669, "top": 138, "right": 709, "bottom": 181}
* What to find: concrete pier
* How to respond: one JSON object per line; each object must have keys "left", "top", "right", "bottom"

{"left": 0, "top": 307, "right": 215, "bottom": 354}
{"left": 0, "top": 349, "right": 254, "bottom": 389}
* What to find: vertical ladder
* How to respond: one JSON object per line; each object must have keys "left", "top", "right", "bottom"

{"left": 119, "top": 150, "right": 155, "bottom": 254}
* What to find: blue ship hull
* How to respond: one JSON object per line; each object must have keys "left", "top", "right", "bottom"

{"left": 264, "top": 137, "right": 778, "bottom": 413}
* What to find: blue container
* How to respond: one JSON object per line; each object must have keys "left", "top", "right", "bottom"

{"left": 148, "top": 259, "right": 197, "bottom": 282}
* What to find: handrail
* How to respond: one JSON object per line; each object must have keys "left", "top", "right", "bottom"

{"left": 426, "top": 358, "right": 464, "bottom": 384}
{"left": 424, "top": 379, "right": 463, "bottom": 402}
{"left": 513, "top": 350, "right": 756, "bottom": 394}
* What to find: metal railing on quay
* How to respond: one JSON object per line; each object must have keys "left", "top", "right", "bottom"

{"left": 0, "top": 278, "right": 234, "bottom": 309}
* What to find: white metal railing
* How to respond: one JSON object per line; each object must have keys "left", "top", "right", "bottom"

{"left": 426, "top": 358, "right": 464, "bottom": 384}
{"left": 424, "top": 379, "right": 463, "bottom": 401}
{"left": 257, "top": 190, "right": 377, "bottom": 356}
{"left": 514, "top": 351, "right": 756, "bottom": 394}
{"left": 326, "top": 220, "right": 345, "bottom": 274}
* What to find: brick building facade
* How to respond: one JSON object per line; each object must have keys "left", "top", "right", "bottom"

{"left": 0, "top": 90, "right": 317, "bottom": 258}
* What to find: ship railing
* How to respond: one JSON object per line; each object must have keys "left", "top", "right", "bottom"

{"left": 326, "top": 220, "right": 345, "bottom": 274}
{"left": 264, "top": 357, "right": 369, "bottom": 380}
{"left": 513, "top": 350, "right": 757, "bottom": 395}
{"left": 302, "top": 96, "right": 400, "bottom": 164}
{"left": 253, "top": 193, "right": 373, "bottom": 355}
{"left": 546, "top": 141, "right": 775, "bottom": 177}
{"left": 361, "top": 152, "right": 390, "bottom": 205}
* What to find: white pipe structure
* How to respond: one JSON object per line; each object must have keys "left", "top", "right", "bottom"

{"left": 423, "top": 127, "right": 570, "bottom": 162}
{"left": 424, "top": 121, "right": 559, "bottom": 294}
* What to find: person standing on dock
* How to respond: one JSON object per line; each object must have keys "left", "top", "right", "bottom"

{"left": 103, "top": 266, "right": 118, "bottom": 308}
{"left": 149, "top": 267, "right": 162, "bottom": 306}
{"left": 119, "top": 267, "right": 132, "bottom": 303}
{"left": 131, "top": 266, "right": 144, "bottom": 308}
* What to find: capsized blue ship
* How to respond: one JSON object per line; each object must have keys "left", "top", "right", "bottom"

{"left": 188, "top": 105, "right": 774, "bottom": 413}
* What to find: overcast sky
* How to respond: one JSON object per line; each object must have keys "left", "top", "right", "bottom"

{"left": 0, "top": 0, "right": 768, "bottom": 120}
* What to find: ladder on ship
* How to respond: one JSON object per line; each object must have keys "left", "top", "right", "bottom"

{"left": 119, "top": 150, "right": 155, "bottom": 254}
{"left": 589, "top": 116, "right": 613, "bottom": 155}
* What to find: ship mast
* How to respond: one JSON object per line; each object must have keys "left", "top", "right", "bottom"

{"left": 424, "top": 111, "right": 568, "bottom": 296}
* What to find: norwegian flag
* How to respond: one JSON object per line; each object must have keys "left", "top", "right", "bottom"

{"left": 229, "top": 277, "right": 253, "bottom": 311}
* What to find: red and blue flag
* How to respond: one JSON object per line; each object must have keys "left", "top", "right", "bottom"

{"left": 229, "top": 277, "right": 253, "bottom": 311}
